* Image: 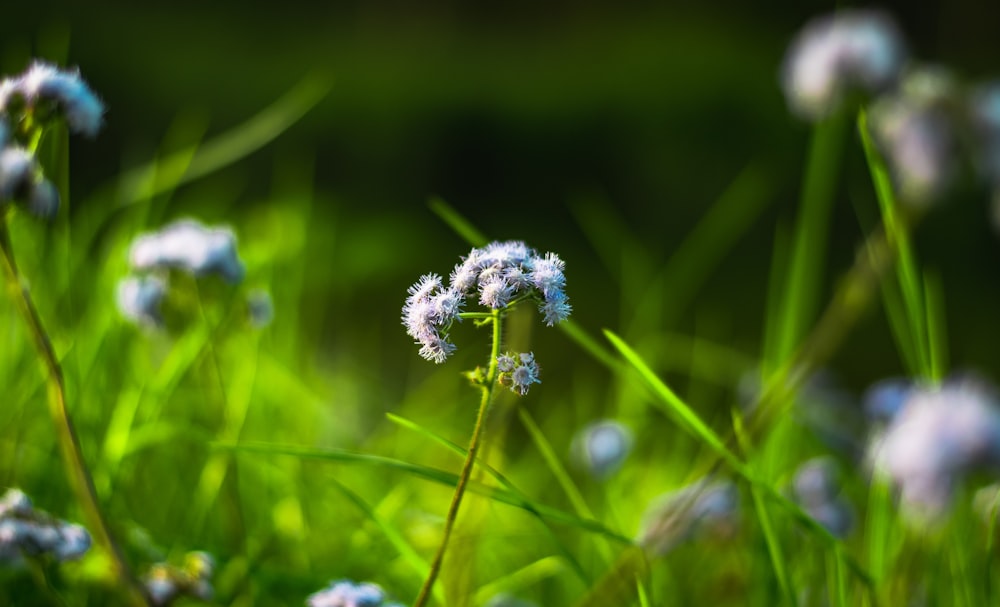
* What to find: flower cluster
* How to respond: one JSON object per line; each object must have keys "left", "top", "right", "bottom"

{"left": 791, "top": 457, "right": 853, "bottom": 538}
{"left": 0, "top": 61, "right": 104, "bottom": 220}
{"left": 306, "top": 579, "right": 403, "bottom": 607}
{"left": 117, "top": 218, "right": 270, "bottom": 330}
{"left": 496, "top": 351, "right": 541, "bottom": 396}
{"left": 570, "top": 419, "right": 633, "bottom": 480}
{"left": 143, "top": 550, "right": 215, "bottom": 606}
{"left": 783, "top": 10, "right": 1000, "bottom": 209}
{"left": 0, "top": 488, "right": 91, "bottom": 564}
{"left": 402, "top": 240, "right": 570, "bottom": 364}
{"left": 781, "top": 10, "right": 905, "bottom": 120}
{"left": 867, "top": 377, "right": 1000, "bottom": 523}
{"left": 638, "top": 479, "right": 740, "bottom": 556}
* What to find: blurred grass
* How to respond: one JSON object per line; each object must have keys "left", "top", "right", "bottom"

{"left": 0, "top": 6, "right": 999, "bottom": 607}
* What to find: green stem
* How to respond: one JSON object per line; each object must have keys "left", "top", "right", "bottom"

{"left": 0, "top": 219, "right": 149, "bottom": 606}
{"left": 413, "top": 308, "right": 502, "bottom": 607}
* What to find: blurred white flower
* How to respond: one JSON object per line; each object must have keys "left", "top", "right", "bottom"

{"left": 782, "top": 10, "right": 906, "bottom": 119}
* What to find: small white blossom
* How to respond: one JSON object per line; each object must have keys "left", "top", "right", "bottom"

{"left": 782, "top": 10, "right": 906, "bottom": 119}
{"left": 869, "top": 378, "right": 1000, "bottom": 523}
{"left": 129, "top": 219, "right": 245, "bottom": 283}
{"left": 571, "top": 420, "right": 633, "bottom": 479}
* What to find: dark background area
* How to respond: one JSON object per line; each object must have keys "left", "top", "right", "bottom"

{"left": 1, "top": 1, "right": 998, "bottom": 393}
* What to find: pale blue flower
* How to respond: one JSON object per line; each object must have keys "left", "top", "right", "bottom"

{"left": 5, "top": 61, "right": 105, "bottom": 137}
{"left": 129, "top": 219, "right": 245, "bottom": 283}
{"left": 0, "top": 488, "right": 91, "bottom": 563}
{"left": 869, "top": 377, "right": 1000, "bottom": 522}
{"left": 306, "top": 579, "right": 402, "bottom": 607}
{"left": 496, "top": 353, "right": 517, "bottom": 373}
{"left": 571, "top": 419, "right": 633, "bottom": 479}
{"left": 497, "top": 351, "right": 540, "bottom": 395}
{"left": 404, "top": 241, "right": 570, "bottom": 363}
{"left": 0, "top": 147, "right": 34, "bottom": 200}
{"left": 869, "top": 68, "right": 958, "bottom": 205}
{"left": 782, "top": 10, "right": 906, "bottom": 119}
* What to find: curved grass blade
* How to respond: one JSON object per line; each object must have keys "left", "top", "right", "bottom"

{"left": 220, "top": 441, "right": 633, "bottom": 545}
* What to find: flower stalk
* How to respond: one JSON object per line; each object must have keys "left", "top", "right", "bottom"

{"left": 0, "top": 220, "right": 148, "bottom": 606}
{"left": 413, "top": 308, "right": 502, "bottom": 607}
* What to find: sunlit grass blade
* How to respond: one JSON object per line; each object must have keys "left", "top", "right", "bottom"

{"left": 386, "top": 412, "right": 593, "bottom": 586}
{"left": 857, "top": 109, "right": 933, "bottom": 379}
{"left": 221, "top": 441, "right": 634, "bottom": 544}
{"left": 327, "top": 476, "right": 433, "bottom": 585}
{"left": 517, "top": 407, "right": 614, "bottom": 565}
{"left": 771, "top": 112, "right": 847, "bottom": 370}
{"left": 118, "top": 73, "right": 331, "bottom": 206}
{"left": 473, "top": 556, "right": 568, "bottom": 604}
{"left": 603, "top": 329, "right": 748, "bottom": 476}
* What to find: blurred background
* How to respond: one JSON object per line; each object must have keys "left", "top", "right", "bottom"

{"left": 1, "top": 1, "right": 1000, "bottom": 603}
{"left": 0, "top": 1, "right": 998, "bottom": 389}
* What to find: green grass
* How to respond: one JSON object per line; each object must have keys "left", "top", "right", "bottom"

{"left": 2, "top": 22, "right": 1000, "bottom": 607}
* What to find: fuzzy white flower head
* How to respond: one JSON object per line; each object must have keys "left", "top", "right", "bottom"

{"left": 571, "top": 420, "right": 634, "bottom": 480}
{"left": 869, "top": 378, "right": 1000, "bottom": 523}
{"left": 12, "top": 61, "right": 104, "bottom": 137}
{"left": 129, "top": 219, "right": 245, "bottom": 283}
{"left": 404, "top": 241, "right": 569, "bottom": 364}
{"left": 497, "top": 351, "right": 541, "bottom": 395}
{"left": 782, "top": 10, "right": 906, "bottom": 120}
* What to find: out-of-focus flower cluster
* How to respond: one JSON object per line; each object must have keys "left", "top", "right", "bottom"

{"left": 306, "top": 579, "right": 403, "bottom": 607}
{"left": 117, "top": 218, "right": 271, "bottom": 331}
{"left": 867, "top": 376, "right": 1000, "bottom": 524}
{"left": 782, "top": 10, "right": 904, "bottom": 121}
{"left": 782, "top": 10, "right": 1000, "bottom": 210}
{"left": 402, "top": 241, "right": 570, "bottom": 364}
{"left": 143, "top": 550, "right": 215, "bottom": 606}
{"left": 496, "top": 351, "right": 541, "bottom": 396}
{"left": 0, "top": 61, "right": 104, "bottom": 220}
{"left": 570, "top": 419, "right": 633, "bottom": 480}
{"left": 637, "top": 479, "right": 740, "bottom": 556}
{"left": 0, "top": 488, "right": 91, "bottom": 564}
{"left": 790, "top": 457, "right": 854, "bottom": 538}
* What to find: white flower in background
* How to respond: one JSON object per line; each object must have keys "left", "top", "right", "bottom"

{"left": 0, "top": 488, "right": 92, "bottom": 564}
{"left": 868, "top": 377, "right": 1000, "bottom": 523}
{"left": 869, "top": 67, "right": 959, "bottom": 206}
{"left": 782, "top": 10, "right": 906, "bottom": 119}
{"left": 306, "top": 579, "right": 403, "bottom": 607}
{"left": 129, "top": 219, "right": 245, "bottom": 284}
{"left": 570, "top": 419, "right": 634, "bottom": 479}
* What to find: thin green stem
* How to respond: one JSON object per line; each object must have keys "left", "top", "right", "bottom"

{"left": 0, "top": 219, "right": 149, "bottom": 606}
{"left": 413, "top": 308, "right": 502, "bottom": 607}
